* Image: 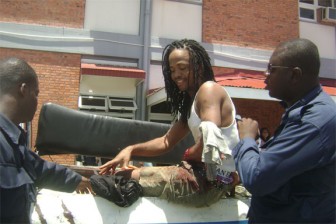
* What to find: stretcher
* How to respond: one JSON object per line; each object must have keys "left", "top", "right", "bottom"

{"left": 33, "top": 103, "right": 250, "bottom": 224}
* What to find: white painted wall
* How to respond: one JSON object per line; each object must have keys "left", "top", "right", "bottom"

{"left": 300, "top": 21, "right": 336, "bottom": 59}
{"left": 80, "top": 75, "right": 137, "bottom": 98}
{"left": 149, "top": 64, "right": 165, "bottom": 90}
{"left": 151, "top": 0, "right": 202, "bottom": 41}
{"left": 84, "top": 0, "right": 141, "bottom": 35}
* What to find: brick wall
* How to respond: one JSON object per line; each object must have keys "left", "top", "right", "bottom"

{"left": 0, "top": 0, "right": 85, "bottom": 28}
{"left": 0, "top": 0, "right": 85, "bottom": 164}
{"left": 203, "top": 0, "right": 299, "bottom": 49}
{"left": 0, "top": 48, "right": 81, "bottom": 165}
{"left": 233, "top": 98, "right": 284, "bottom": 137}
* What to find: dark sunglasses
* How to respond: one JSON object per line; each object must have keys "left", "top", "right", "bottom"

{"left": 265, "top": 63, "right": 293, "bottom": 76}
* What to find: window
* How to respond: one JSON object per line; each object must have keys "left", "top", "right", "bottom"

{"left": 300, "top": 7, "right": 316, "bottom": 19}
{"left": 79, "top": 96, "right": 137, "bottom": 119}
{"left": 78, "top": 96, "right": 107, "bottom": 111}
{"left": 322, "top": 6, "right": 336, "bottom": 20}
{"left": 150, "top": 101, "right": 171, "bottom": 114}
{"left": 300, "top": 0, "right": 314, "bottom": 4}
{"left": 299, "top": 0, "right": 336, "bottom": 22}
{"left": 108, "top": 97, "right": 137, "bottom": 119}
{"left": 318, "top": 0, "right": 334, "bottom": 7}
{"left": 108, "top": 98, "right": 137, "bottom": 111}
{"left": 299, "top": 0, "right": 318, "bottom": 21}
{"left": 148, "top": 101, "right": 175, "bottom": 124}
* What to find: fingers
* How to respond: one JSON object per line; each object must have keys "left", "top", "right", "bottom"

{"left": 180, "top": 175, "right": 199, "bottom": 191}
{"left": 76, "top": 179, "right": 95, "bottom": 195}
{"left": 99, "top": 167, "right": 109, "bottom": 175}
{"left": 98, "top": 167, "right": 107, "bottom": 175}
{"left": 191, "top": 179, "right": 199, "bottom": 191}
{"left": 220, "top": 152, "right": 227, "bottom": 160}
{"left": 236, "top": 117, "right": 259, "bottom": 140}
{"left": 238, "top": 117, "right": 258, "bottom": 127}
{"left": 99, "top": 160, "right": 116, "bottom": 175}
{"left": 99, "top": 167, "right": 115, "bottom": 175}
{"left": 76, "top": 187, "right": 91, "bottom": 194}
{"left": 99, "top": 160, "right": 113, "bottom": 170}
{"left": 121, "top": 164, "right": 137, "bottom": 170}
{"left": 77, "top": 188, "right": 95, "bottom": 195}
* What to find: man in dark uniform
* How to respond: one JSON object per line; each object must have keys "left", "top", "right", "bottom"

{"left": 0, "top": 57, "right": 92, "bottom": 223}
{"left": 233, "top": 39, "right": 335, "bottom": 223}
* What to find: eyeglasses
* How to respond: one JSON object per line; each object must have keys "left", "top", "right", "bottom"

{"left": 265, "top": 63, "right": 292, "bottom": 76}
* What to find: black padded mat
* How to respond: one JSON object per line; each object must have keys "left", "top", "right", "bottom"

{"left": 35, "top": 103, "right": 194, "bottom": 164}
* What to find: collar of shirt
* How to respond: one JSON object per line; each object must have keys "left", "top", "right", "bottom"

{"left": 270, "top": 85, "right": 322, "bottom": 139}
{"left": 0, "top": 113, "right": 24, "bottom": 145}
{"left": 280, "top": 85, "right": 322, "bottom": 121}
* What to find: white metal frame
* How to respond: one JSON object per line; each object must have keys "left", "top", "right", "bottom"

{"left": 299, "top": 0, "right": 336, "bottom": 22}
{"left": 79, "top": 95, "right": 137, "bottom": 119}
{"left": 323, "top": 7, "right": 336, "bottom": 20}
{"left": 78, "top": 95, "right": 108, "bottom": 111}
{"left": 108, "top": 98, "right": 137, "bottom": 111}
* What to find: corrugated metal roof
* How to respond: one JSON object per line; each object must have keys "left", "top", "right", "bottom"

{"left": 81, "top": 63, "right": 145, "bottom": 79}
{"left": 216, "top": 73, "right": 336, "bottom": 96}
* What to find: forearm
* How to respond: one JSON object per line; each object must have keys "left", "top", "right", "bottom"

{"left": 131, "top": 120, "right": 189, "bottom": 158}
{"left": 233, "top": 138, "right": 261, "bottom": 194}
{"left": 130, "top": 136, "right": 172, "bottom": 157}
{"left": 33, "top": 156, "right": 82, "bottom": 192}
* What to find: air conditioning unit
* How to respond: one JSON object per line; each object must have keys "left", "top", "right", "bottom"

{"left": 322, "top": 7, "right": 336, "bottom": 21}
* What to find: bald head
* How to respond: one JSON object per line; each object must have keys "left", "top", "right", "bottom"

{"left": 0, "top": 57, "right": 39, "bottom": 124}
{"left": 0, "top": 57, "right": 37, "bottom": 95}
{"left": 266, "top": 39, "right": 321, "bottom": 106}
{"left": 274, "top": 38, "right": 320, "bottom": 80}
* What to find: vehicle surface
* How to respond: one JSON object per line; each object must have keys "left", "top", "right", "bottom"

{"left": 33, "top": 103, "right": 250, "bottom": 224}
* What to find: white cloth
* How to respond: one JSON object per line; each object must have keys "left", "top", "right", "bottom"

{"left": 199, "top": 121, "right": 231, "bottom": 165}
{"left": 187, "top": 82, "right": 240, "bottom": 181}
{"left": 199, "top": 121, "right": 237, "bottom": 181}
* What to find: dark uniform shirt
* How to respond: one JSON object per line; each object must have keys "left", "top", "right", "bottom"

{"left": 233, "top": 86, "right": 336, "bottom": 223}
{"left": 0, "top": 113, "right": 82, "bottom": 223}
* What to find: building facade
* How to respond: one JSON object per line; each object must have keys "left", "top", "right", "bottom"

{"left": 0, "top": 0, "right": 335, "bottom": 164}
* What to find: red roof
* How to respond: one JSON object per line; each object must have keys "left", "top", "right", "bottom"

{"left": 81, "top": 63, "right": 145, "bottom": 79}
{"left": 215, "top": 72, "right": 336, "bottom": 96}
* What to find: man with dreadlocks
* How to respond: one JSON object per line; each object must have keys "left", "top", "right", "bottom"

{"left": 99, "top": 39, "right": 240, "bottom": 207}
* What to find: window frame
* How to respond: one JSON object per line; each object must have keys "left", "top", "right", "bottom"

{"left": 299, "top": 0, "right": 336, "bottom": 22}
{"left": 78, "top": 95, "right": 108, "bottom": 111}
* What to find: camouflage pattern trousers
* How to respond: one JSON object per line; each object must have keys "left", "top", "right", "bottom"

{"left": 139, "top": 161, "right": 231, "bottom": 207}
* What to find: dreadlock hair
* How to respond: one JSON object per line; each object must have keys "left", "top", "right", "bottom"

{"left": 162, "top": 39, "right": 215, "bottom": 123}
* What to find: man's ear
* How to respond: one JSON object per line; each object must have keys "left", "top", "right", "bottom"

{"left": 19, "top": 83, "right": 28, "bottom": 96}
{"left": 291, "top": 67, "right": 302, "bottom": 84}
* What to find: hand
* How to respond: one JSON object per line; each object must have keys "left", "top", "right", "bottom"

{"left": 99, "top": 146, "right": 133, "bottom": 175}
{"left": 175, "top": 168, "right": 200, "bottom": 191}
{"left": 237, "top": 118, "right": 259, "bottom": 140}
{"left": 231, "top": 171, "right": 240, "bottom": 186}
{"left": 76, "top": 177, "right": 95, "bottom": 194}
